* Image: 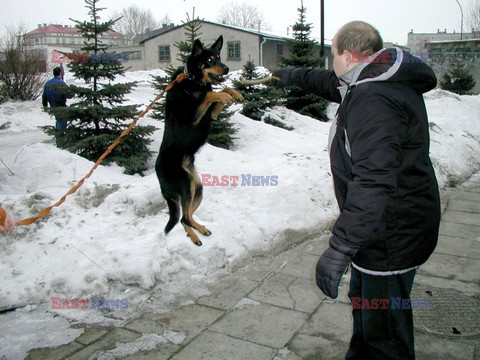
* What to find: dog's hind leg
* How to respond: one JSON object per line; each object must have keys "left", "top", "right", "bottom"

{"left": 189, "top": 182, "right": 211, "bottom": 236}
{"left": 180, "top": 157, "right": 211, "bottom": 246}
{"left": 164, "top": 197, "right": 180, "bottom": 234}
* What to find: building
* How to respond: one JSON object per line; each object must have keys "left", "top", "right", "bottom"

{"left": 427, "top": 38, "right": 480, "bottom": 94}
{"left": 25, "top": 23, "right": 124, "bottom": 50}
{"left": 138, "top": 20, "right": 332, "bottom": 72}
{"left": 23, "top": 23, "right": 125, "bottom": 73}
{"left": 407, "top": 29, "right": 477, "bottom": 57}
{"left": 23, "top": 20, "right": 333, "bottom": 74}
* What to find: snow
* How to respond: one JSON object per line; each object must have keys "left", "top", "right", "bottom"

{"left": 1, "top": 68, "right": 480, "bottom": 358}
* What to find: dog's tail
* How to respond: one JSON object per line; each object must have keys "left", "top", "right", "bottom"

{"left": 164, "top": 198, "right": 181, "bottom": 234}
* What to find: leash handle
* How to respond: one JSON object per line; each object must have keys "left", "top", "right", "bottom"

{"left": 4, "top": 73, "right": 185, "bottom": 228}
{"left": 0, "top": 207, "right": 7, "bottom": 227}
{"left": 0, "top": 207, "right": 16, "bottom": 233}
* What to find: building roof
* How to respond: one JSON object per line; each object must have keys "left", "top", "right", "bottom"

{"left": 428, "top": 38, "right": 480, "bottom": 44}
{"left": 140, "top": 19, "right": 288, "bottom": 44}
{"left": 26, "top": 24, "right": 122, "bottom": 37}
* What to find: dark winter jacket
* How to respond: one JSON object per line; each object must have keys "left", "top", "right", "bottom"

{"left": 42, "top": 76, "right": 68, "bottom": 108}
{"left": 275, "top": 48, "right": 440, "bottom": 272}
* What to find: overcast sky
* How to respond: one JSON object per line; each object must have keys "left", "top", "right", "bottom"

{"left": 0, "top": 0, "right": 470, "bottom": 46}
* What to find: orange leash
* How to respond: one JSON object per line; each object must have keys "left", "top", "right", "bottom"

{"left": 0, "top": 73, "right": 185, "bottom": 228}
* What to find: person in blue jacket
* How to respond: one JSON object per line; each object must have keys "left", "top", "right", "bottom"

{"left": 274, "top": 21, "right": 440, "bottom": 359}
{"left": 42, "top": 67, "right": 68, "bottom": 129}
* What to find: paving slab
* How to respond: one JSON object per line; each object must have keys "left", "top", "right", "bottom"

{"left": 278, "top": 252, "right": 319, "bottom": 280}
{"left": 171, "top": 330, "right": 276, "bottom": 360}
{"left": 294, "top": 234, "right": 330, "bottom": 257}
{"left": 209, "top": 299, "right": 308, "bottom": 349}
{"left": 124, "top": 304, "right": 224, "bottom": 344}
{"left": 248, "top": 273, "right": 325, "bottom": 313}
{"left": 451, "top": 190, "right": 480, "bottom": 202}
{"left": 434, "top": 235, "right": 480, "bottom": 259}
{"left": 74, "top": 327, "right": 110, "bottom": 346}
{"left": 66, "top": 328, "right": 141, "bottom": 360}
{"left": 299, "top": 302, "right": 353, "bottom": 344}
{"left": 447, "top": 199, "right": 480, "bottom": 214}
{"left": 414, "top": 331, "right": 477, "bottom": 360}
{"left": 26, "top": 341, "right": 84, "bottom": 360}
{"left": 197, "top": 275, "right": 260, "bottom": 311}
{"left": 418, "top": 253, "right": 480, "bottom": 283}
{"left": 286, "top": 333, "right": 349, "bottom": 360}
{"left": 439, "top": 221, "right": 480, "bottom": 239}
{"left": 441, "top": 209, "right": 480, "bottom": 228}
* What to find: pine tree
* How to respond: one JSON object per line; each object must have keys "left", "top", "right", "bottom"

{"left": 234, "top": 60, "right": 290, "bottom": 130}
{"left": 440, "top": 61, "right": 476, "bottom": 95}
{"left": 279, "top": 1, "right": 329, "bottom": 121}
{"left": 151, "top": 18, "right": 237, "bottom": 149}
{"left": 42, "top": 0, "right": 155, "bottom": 175}
{"left": 280, "top": 2, "right": 322, "bottom": 68}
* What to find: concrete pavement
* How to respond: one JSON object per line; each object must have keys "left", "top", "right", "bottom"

{"left": 27, "top": 175, "right": 480, "bottom": 359}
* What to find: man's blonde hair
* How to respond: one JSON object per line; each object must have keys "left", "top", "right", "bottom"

{"left": 335, "top": 21, "right": 383, "bottom": 56}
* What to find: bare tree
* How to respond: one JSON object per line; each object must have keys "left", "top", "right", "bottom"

{"left": 0, "top": 25, "right": 47, "bottom": 102}
{"left": 217, "top": 1, "right": 269, "bottom": 31}
{"left": 466, "top": 0, "right": 480, "bottom": 33}
{"left": 160, "top": 14, "right": 173, "bottom": 26}
{"left": 111, "top": 5, "right": 160, "bottom": 44}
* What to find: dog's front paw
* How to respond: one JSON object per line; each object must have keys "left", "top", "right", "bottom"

{"left": 224, "top": 88, "right": 244, "bottom": 102}
{"left": 216, "top": 92, "right": 233, "bottom": 105}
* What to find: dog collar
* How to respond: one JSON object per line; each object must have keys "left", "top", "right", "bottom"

{"left": 184, "top": 68, "right": 195, "bottom": 80}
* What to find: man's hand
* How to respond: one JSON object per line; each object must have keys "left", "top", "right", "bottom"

{"left": 315, "top": 234, "right": 358, "bottom": 299}
{"left": 0, "top": 209, "right": 16, "bottom": 234}
{"left": 315, "top": 247, "right": 350, "bottom": 299}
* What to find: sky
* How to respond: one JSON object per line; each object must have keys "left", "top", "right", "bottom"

{"left": 0, "top": 0, "right": 471, "bottom": 46}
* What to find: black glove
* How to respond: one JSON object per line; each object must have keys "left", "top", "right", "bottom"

{"left": 315, "top": 235, "right": 358, "bottom": 299}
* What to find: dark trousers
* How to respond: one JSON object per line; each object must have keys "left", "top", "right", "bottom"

{"left": 346, "top": 266, "right": 416, "bottom": 360}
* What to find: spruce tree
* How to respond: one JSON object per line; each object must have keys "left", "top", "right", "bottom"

{"left": 279, "top": 1, "right": 329, "bottom": 121}
{"left": 440, "top": 61, "right": 476, "bottom": 95}
{"left": 42, "top": 0, "right": 155, "bottom": 175}
{"left": 234, "top": 60, "right": 290, "bottom": 130}
{"left": 151, "top": 19, "right": 237, "bottom": 149}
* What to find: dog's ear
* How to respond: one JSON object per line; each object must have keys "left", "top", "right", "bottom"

{"left": 212, "top": 35, "right": 223, "bottom": 52}
{"left": 192, "top": 39, "right": 203, "bottom": 57}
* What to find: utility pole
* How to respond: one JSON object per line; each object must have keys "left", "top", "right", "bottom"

{"left": 455, "top": 0, "right": 464, "bottom": 40}
{"left": 320, "top": 0, "right": 325, "bottom": 57}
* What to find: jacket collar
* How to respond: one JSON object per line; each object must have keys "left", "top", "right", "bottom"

{"left": 336, "top": 47, "right": 404, "bottom": 102}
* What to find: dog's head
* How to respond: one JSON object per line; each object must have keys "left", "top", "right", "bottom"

{"left": 185, "top": 35, "right": 229, "bottom": 85}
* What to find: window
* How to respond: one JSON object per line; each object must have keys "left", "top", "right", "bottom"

{"left": 276, "top": 43, "right": 284, "bottom": 60}
{"left": 227, "top": 41, "right": 241, "bottom": 60}
{"left": 128, "top": 51, "right": 142, "bottom": 61}
{"left": 159, "top": 45, "right": 171, "bottom": 62}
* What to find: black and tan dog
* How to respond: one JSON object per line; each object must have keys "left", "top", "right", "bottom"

{"left": 155, "top": 35, "right": 243, "bottom": 246}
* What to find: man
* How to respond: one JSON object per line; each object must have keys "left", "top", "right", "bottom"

{"left": 42, "top": 67, "right": 69, "bottom": 129}
{"left": 274, "top": 21, "right": 440, "bottom": 359}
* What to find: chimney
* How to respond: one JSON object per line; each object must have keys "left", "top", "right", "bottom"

{"left": 43, "top": 23, "right": 47, "bottom": 27}
{"left": 162, "top": 23, "right": 167, "bottom": 28}
{"left": 38, "top": 24, "right": 42, "bottom": 28}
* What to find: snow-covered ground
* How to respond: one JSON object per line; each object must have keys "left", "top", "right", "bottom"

{"left": 1, "top": 68, "right": 480, "bottom": 359}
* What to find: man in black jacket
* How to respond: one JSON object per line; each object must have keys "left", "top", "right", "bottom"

{"left": 274, "top": 21, "right": 440, "bottom": 359}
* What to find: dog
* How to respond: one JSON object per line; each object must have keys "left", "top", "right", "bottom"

{"left": 155, "top": 35, "right": 244, "bottom": 246}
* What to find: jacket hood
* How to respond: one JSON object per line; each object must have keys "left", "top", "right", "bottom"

{"left": 338, "top": 48, "right": 437, "bottom": 100}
